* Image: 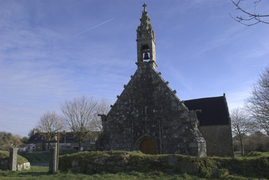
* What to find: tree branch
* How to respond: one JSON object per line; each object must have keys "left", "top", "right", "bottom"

{"left": 230, "top": 0, "right": 269, "bottom": 26}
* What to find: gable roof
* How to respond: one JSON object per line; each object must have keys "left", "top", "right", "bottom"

{"left": 19, "top": 144, "right": 28, "bottom": 148}
{"left": 183, "top": 95, "right": 230, "bottom": 126}
{"left": 107, "top": 62, "right": 188, "bottom": 117}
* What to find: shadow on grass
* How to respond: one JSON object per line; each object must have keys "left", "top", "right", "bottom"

{"left": 17, "top": 171, "right": 49, "bottom": 177}
{"left": 16, "top": 166, "right": 50, "bottom": 177}
{"left": 30, "top": 163, "right": 49, "bottom": 167}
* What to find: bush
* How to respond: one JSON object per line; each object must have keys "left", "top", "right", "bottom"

{"left": 244, "top": 151, "right": 269, "bottom": 157}
{"left": 200, "top": 166, "right": 212, "bottom": 178}
{"left": 217, "top": 168, "right": 229, "bottom": 178}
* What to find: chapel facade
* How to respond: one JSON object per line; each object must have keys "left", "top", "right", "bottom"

{"left": 96, "top": 4, "right": 234, "bottom": 157}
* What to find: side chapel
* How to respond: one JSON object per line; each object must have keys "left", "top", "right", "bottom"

{"left": 96, "top": 4, "right": 234, "bottom": 157}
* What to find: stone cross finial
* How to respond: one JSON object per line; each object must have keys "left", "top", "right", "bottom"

{"left": 143, "top": 3, "right": 147, "bottom": 11}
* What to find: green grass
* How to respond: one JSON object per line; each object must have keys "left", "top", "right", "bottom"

{"left": 244, "top": 151, "right": 269, "bottom": 157}
{"left": 130, "top": 150, "right": 145, "bottom": 155}
{"left": 18, "top": 151, "right": 50, "bottom": 164}
{"left": 0, "top": 150, "right": 28, "bottom": 165}
{"left": 17, "top": 149, "right": 86, "bottom": 165}
{"left": 1, "top": 166, "right": 265, "bottom": 180}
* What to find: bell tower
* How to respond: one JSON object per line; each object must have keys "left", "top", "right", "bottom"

{"left": 136, "top": 3, "right": 157, "bottom": 69}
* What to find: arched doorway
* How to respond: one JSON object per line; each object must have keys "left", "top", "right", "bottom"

{"left": 140, "top": 139, "right": 156, "bottom": 154}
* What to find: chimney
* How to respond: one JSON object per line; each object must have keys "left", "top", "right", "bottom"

{"left": 33, "top": 129, "right": 38, "bottom": 135}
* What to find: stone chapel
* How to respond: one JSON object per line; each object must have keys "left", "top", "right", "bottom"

{"left": 96, "top": 4, "right": 234, "bottom": 157}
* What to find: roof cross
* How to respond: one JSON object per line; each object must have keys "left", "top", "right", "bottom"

{"left": 142, "top": 3, "right": 147, "bottom": 11}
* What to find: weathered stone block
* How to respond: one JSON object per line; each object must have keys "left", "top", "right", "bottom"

{"left": 9, "top": 148, "right": 18, "bottom": 171}
{"left": 94, "top": 157, "right": 105, "bottom": 165}
{"left": 168, "top": 155, "right": 178, "bottom": 166}
{"left": 72, "top": 161, "right": 78, "bottom": 167}
{"left": 107, "top": 161, "right": 115, "bottom": 165}
{"left": 87, "top": 164, "right": 93, "bottom": 169}
{"left": 23, "top": 162, "right": 30, "bottom": 170}
{"left": 117, "top": 160, "right": 125, "bottom": 166}
{"left": 180, "top": 164, "right": 199, "bottom": 173}
{"left": 113, "top": 166, "right": 124, "bottom": 173}
{"left": 0, "top": 160, "right": 8, "bottom": 170}
{"left": 17, "top": 164, "right": 22, "bottom": 171}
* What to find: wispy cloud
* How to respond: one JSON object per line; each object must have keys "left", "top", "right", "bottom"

{"left": 0, "top": 3, "right": 120, "bottom": 136}
{"left": 74, "top": 18, "right": 114, "bottom": 37}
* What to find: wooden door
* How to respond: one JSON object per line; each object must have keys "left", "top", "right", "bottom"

{"left": 140, "top": 139, "right": 156, "bottom": 154}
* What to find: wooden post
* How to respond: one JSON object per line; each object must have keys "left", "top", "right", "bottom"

{"left": 57, "top": 132, "right": 59, "bottom": 170}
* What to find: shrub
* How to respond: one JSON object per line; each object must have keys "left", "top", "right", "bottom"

{"left": 217, "top": 168, "right": 229, "bottom": 178}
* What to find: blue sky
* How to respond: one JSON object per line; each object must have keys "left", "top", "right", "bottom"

{"left": 0, "top": 0, "right": 268, "bottom": 138}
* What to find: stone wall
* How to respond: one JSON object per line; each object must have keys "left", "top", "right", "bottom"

{"left": 0, "top": 159, "right": 8, "bottom": 170}
{"left": 59, "top": 151, "right": 269, "bottom": 178}
{"left": 199, "top": 125, "right": 234, "bottom": 157}
{"left": 0, "top": 160, "right": 30, "bottom": 171}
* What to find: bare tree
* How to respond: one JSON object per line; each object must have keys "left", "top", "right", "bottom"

{"left": 230, "top": 0, "right": 269, "bottom": 26}
{"left": 36, "top": 111, "right": 65, "bottom": 149}
{"left": 231, "top": 107, "right": 249, "bottom": 156}
{"left": 246, "top": 66, "right": 269, "bottom": 135}
{"left": 61, "top": 95, "right": 109, "bottom": 151}
{"left": 90, "top": 98, "right": 110, "bottom": 132}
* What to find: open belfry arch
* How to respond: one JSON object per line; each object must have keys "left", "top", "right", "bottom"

{"left": 96, "top": 4, "right": 234, "bottom": 157}
{"left": 136, "top": 3, "right": 156, "bottom": 67}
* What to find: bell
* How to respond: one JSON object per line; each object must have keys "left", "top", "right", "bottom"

{"left": 143, "top": 52, "right": 150, "bottom": 60}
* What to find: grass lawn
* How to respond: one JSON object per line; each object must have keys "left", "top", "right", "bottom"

{"left": 0, "top": 166, "right": 265, "bottom": 180}
{"left": 0, "top": 166, "right": 206, "bottom": 180}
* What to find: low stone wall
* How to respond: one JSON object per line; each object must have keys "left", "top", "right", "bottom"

{"left": 0, "top": 159, "right": 8, "bottom": 170}
{"left": 0, "top": 160, "right": 30, "bottom": 171}
{"left": 59, "top": 151, "right": 269, "bottom": 178}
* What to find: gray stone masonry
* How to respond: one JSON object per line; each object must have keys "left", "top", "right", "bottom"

{"left": 96, "top": 61, "right": 207, "bottom": 156}
{"left": 199, "top": 125, "right": 234, "bottom": 157}
{"left": 9, "top": 148, "right": 18, "bottom": 171}
{"left": 17, "top": 162, "right": 30, "bottom": 171}
{"left": 49, "top": 146, "right": 57, "bottom": 173}
{"left": 1, "top": 160, "right": 30, "bottom": 171}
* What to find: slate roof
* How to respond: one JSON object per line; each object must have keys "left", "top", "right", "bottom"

{"left": 19, "top": 144, "right": 28, "bottom": 148}
{"left": 183, "top": 95, "right": 230, "bottom": 126}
